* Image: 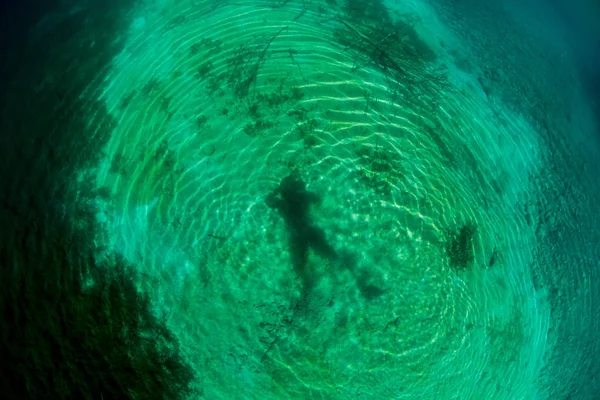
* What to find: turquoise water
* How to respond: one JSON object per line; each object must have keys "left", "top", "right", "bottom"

{"left": 0, "top": 0, "right": 599, "bottom": 399}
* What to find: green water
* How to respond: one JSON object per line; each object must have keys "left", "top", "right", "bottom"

{"left": 1, "top": 0, "right": 599, "bottom": 399}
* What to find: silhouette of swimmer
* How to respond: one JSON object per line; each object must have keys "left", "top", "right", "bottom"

{"left": 265, "top": 172, "right": 335, "bottom": 291}
{"left": 266, "top": 172, "right": 386, "bottom": 300}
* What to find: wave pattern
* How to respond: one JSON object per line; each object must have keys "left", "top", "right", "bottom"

{"left": 85, "top": 0, "right": 553, "bottom": 398}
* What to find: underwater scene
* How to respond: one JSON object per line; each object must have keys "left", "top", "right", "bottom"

{"left": 0, "top": 0, "right": 599, "bottom": 398}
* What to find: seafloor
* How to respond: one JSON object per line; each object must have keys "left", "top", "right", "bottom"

{"left": 0, "top": 0, "right": 599, "bottom": 399}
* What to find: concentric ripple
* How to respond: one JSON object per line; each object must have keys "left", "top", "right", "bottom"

{"left": 84, "top": 0, "right": 550, "bottom": 398}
